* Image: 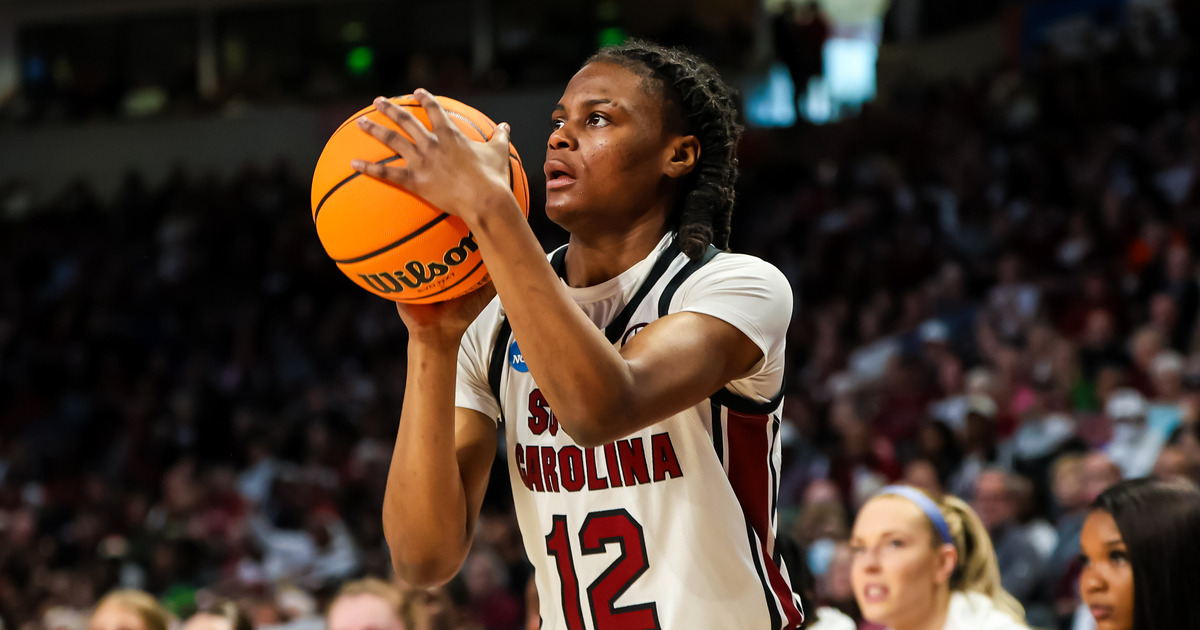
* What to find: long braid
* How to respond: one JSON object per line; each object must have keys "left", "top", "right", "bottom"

{"left": 586, "top": 40, "right": 743, "bottom": 261}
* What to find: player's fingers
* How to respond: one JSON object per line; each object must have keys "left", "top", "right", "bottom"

{"left": 356, "top": 115, "right": 419, "bottom": 159}
{"left": 490, "top": 122, "right": 512, "bottom": 150}
{"left": 351, "top": 159, "right": 410, "bottom": 187}
{"left": 413, "top": 88, "right": 456, "bottom": 138}
{"left": 489, "top": 123, "right": 514, "bottom": 176}
{"left": 374, "top": 96, "right": 437, "bottom": 147}
{"left": 373, "top": 97, "right": 436, "bottom": 146}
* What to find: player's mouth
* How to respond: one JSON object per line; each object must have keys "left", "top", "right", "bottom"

{"left": 859, "top": 583, "right": 889, "bottom": 603}
{"left": 544, "top": 159, "right": 577, "bottom": 190}
{"left": 1089, "top": 605, "right": 1114, "bottom": 622}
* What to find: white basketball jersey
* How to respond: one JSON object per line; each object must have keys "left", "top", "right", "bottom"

{"left": 457, "top": 235, "right": 803, "bottom": 630}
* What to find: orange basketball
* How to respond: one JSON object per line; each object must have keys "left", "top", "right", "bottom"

{"left": 310, "top": 95, "right": 530, "bottom": 304}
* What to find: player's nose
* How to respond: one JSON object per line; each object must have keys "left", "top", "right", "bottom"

{"left": 547, "top": 122, "right": 574, "bottom": 151}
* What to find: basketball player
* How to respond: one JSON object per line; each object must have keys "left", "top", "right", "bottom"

{"left": 355, "top": 40, "right": 802, "bottom": 629}
{"left": 1079, "top": 477, "right": 1200, "bottom": 630}
{"left": 849, "top": 486, "right": 1029, "bottom": 630}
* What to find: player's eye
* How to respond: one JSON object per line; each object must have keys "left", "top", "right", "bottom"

{"left": 587, "top": 113, "right": 609, "bottom": 127}
{"left": 550, "top": 118, "right": 565, "bottom": 131}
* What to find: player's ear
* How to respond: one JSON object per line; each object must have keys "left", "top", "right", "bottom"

{"left": 663, "top": 135, "right": 700, "bottom": 179}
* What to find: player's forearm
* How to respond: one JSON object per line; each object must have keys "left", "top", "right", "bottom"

{"left": 382, "top": 336, "right": 471, "bottom": 585}
{"left": 465, "top": 195, "right": 641, "bottom": 446}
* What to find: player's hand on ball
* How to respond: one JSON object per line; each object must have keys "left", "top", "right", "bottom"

{"left": 352, "top": 89, "right": 513, "bottom": 222}
{"left": 395, "top": 282, "right": 496, "bottom": 342}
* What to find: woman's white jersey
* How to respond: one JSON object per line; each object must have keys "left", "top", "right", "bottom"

{"left": 456, "top": 233, "right": 803, "bottom": 630}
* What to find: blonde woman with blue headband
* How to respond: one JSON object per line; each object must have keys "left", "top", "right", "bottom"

{"left": 849, "top": 485, "right": 1029, "bottom": 630}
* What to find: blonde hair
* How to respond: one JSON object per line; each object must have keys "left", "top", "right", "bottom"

{"left": 190, "top": 599, "right": 251, "bottom": 630}
{"left": 328, "top": 578, "right": 453, "bottom": 630}
{"left": 937, "top": 494, "right": 1025, "bottom": 623}
{"left": 94, "top": 590, "right": 171, "bottom": 630}
{"left": 328, "top": 578, "right": 405, "bottom": 619}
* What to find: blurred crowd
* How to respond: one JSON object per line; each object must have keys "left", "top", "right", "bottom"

{"left": 1, "top": 2, "right": 1199, "bottom": 630}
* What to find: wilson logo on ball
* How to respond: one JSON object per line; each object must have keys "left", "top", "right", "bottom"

{"left": 358, "top": 233, "right": 479, "bottom": 294}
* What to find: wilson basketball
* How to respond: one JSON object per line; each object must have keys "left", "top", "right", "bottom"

{"left": 310, "top": 94, "right": 530, "bottom": 304}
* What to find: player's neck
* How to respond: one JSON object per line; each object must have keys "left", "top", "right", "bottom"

{"left": 563, "top": 217, "right": 670, "bottom": 288}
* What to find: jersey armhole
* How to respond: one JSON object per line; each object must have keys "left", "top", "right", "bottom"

{"left": 659, "top": 246, "right": 785, "bottom": 411}
{"left": 487, "top": 317, "right": 512, "bottom": 424}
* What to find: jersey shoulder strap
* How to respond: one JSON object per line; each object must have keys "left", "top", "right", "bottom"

{"left": 487, "top": 317, "right": 512, "bottom": 420}
{"left": 603, "top": 240, "right": 681, "bottom": 343}
{"left": 488, "top": 243, "right": 567, "bottom": 406}
{"left": 658, "top": 244, "right": 721, "bottom": 317}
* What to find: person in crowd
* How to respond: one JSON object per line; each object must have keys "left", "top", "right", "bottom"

{"left": 326, "top": 578, "right": 407, "bottom": 630}
{"left": 1125, "top": 327, "right": 1164, "bottom": 398}
{"left": 904, "top": 458, "right": 945, "bottom": 496}
{"left": 182, "top": 599, "right": 252, "bottom": 630}
{"left": 928, "top": 354, "right": 969, "bottom": 431}
{"left": 949, "top": 395, "right": 1002, "bottom": 497}
{"left": 88, "top": 591, "right": 172, "bottom": 630}
{"left": 849, "top": 485, "right": 1029, "bottom": 630}
{"left": 462, "top": 548, "right": 522, "bottom": 630}
{"left": 1041, "top": 453, "right": 1092, "bottom": 621}
{"left": 1080, "top": 477, "right": 1200, "bottom": 630}
{"left": 1103, "top": 388, "right": 1174, "bottom": 478}
{"left": 971, "top": 469, "right": 1046, "bottom": 605}
{"left": 915, "top": 421, "right": 963, "bottom": 490}
{"left": 775, "top": 534, "right": 857, "bottom": 630}
{"left": 1005, "top": 372, "right": 1077, "bottom": 506}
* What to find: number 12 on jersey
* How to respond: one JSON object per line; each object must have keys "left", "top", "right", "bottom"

{"left": 544, "top": 509, "right": 661, "bottom": 630}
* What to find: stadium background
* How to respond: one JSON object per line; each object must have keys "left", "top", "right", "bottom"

{"left": 0, "top": 0, "right": 1197, "bottom": 628}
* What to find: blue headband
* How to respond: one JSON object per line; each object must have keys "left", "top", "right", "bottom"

{"left": 877, "top": 485, "right": 954, "bottom": 545}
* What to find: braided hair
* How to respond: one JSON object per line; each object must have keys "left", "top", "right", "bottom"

{"left": 585, "top": 40, "right": 744, "bottom": 261}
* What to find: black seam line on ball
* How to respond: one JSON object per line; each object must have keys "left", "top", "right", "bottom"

{"left": 332, "top": 212, "right": 451, "bottom": 264}
{"left": 509, "top": 150, "right": 526, "bottom": 206}
{"left": 313, "top": 154, "right": 403, "bottom": 221}
{"left": 331, "top": 101, "right": 423, "bottom": 136}
{"left": 448, "top": 110, "right": 488, "bottom": 140}
{"left": 315, "top": 104, "right": 496, "bottom": 222}
{"left": 315, "top": 103, "right": 433, "bottom": 220}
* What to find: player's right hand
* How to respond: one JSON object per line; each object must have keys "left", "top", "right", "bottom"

{"left": 395, "top": 281, "right": 495, "bottom": 344}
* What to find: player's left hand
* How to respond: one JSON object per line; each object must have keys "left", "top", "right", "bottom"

{"left": 352, "top": 90, "right": 514, "bottom": 223}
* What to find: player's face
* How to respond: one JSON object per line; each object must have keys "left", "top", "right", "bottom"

{"left": 89, "top": 602, "right": 148, "bottom": 630}
{"left": 850, "top": 497, "right": 953, "bottom": 630}
{"left": 544, "top": 61, "right": 685, "bottom": 230}
{"left": 327, "top": 594, "right": 406, "bottom": 630}
{"left": 1080, "top": 510, "right": 1135, "bottom": 630}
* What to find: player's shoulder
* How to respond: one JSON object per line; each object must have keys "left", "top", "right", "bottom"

{"left": 462, "top": 295, "right": 507, "bottom": 349}
{"left": 685, "top": 249, "right": 790, "bottom": 288}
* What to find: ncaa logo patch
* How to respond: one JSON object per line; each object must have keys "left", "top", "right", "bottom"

{"left": 508, "top": 340, "right": 529, "bottom": 373}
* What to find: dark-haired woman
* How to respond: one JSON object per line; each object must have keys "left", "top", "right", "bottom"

{"left": 361, "top": 41, "right": 801, "bottom": 629}
{"left": 1079, "top": 477, "right": 1200, "bottom": 630}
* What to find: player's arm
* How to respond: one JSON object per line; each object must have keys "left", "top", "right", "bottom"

{"left": 382, "top": 291, "right": 497, "bottom": 587}
{"left": 354, "top": 92, "right": 774, "bottom": 446}
{"left": 468, "top": 206, "right": 766, "bottom": 446}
